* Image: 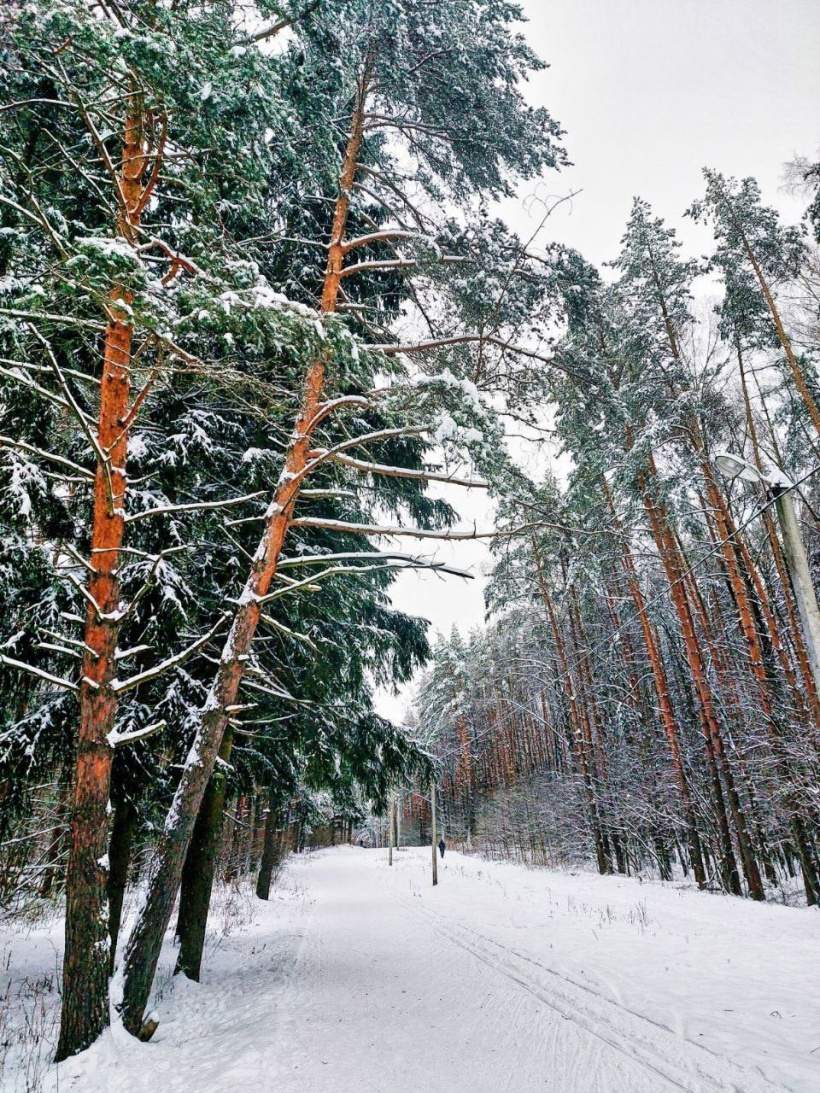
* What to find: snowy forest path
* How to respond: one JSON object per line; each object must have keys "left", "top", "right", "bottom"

{"left": 404, "top": 897, "right": 779, "bottom": 1093}
{"left": 48, "top": 846, "right": 816, "bottom": 1093}
{"left": 231, "top": 847, "right": 800, "bottom": 1093}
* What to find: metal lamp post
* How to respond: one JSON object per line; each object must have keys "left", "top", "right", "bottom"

{"left": 714, "top": 451, "right": 820, "bottom": 697}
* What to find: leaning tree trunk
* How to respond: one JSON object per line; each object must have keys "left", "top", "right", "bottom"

{"left": 641, "top": 482, "right": 744, "bottom": 896}
{"left": 107, "top": 797, "right": 137, "bottom": 977}
{"left": 604, "top": 481, "right": 707, "bottom": 887}
{"left": 118, "top": 74, "right": 370, "bottom": 1037}
{"left": 256, "top": 789, "right": 283, "bottom": 901}
{"left": 55, "top": 98, "right": 148, "bottom": 1062}
{"left": 174, "top": 758, "right": 229, "bottom": 981}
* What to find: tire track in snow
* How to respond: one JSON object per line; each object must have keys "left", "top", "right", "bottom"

{"left": 406, "top": 897, "right": 789, "bottom": 1093}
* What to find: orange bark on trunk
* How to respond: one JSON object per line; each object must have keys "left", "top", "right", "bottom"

{"left": 534, "top": 549, "right": 609, "bottom": 874}
{"left": 603, "top": 481, "right": 707, "bottom": 886}
{"left": 120, "top": 71, "right": 374, "bottom": 1035}
{"left": 57, "top": 99, "right": 151, "bottom": 1062}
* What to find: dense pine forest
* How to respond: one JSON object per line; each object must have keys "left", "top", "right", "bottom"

{"left": 411, "top": 182, "right": 820, "bottom": 907}
{"left": 0, "top": 0, "right": 818, "bottom": 1085}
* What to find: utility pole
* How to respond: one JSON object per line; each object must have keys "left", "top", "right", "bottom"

{"left": 431, "top": 780, "right": 438, "bottom": 887}
{"left": 715, "top": 452, "right": 820, "bottom": 697}
{"left": 388, "top": 796, "right": 394, "bottom": 866}
{"left": 772, "top": 484, "right": 820, "bottom": 698}
{"left": 395, "top": 795, "right": 401, "bottom": 852}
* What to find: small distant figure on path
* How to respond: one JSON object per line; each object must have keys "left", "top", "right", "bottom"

{"left": 438, "top": 838, "right": 446, "bottom": 858}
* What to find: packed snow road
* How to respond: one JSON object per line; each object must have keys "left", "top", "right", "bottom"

{"left": 44, "top": 847, "right": 819, "bottom": 1093}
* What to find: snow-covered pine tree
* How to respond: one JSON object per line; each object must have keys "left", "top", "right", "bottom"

{"left": 116, "top": 0, "right": 568, "bottom": 1039}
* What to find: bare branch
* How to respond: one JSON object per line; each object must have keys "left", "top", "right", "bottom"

{"left": 321, "top": 450, "right": 488, "bottom": 488}
{"left": 240, "top": 0, "right": 322, "bottom": 44}
{"left": 0, "top": 436, "right": 95, "bottom": 480}
{"left": 0, "top": 653, "right": 77, "bottom": 692}
{"left": 111, "top": 613, "right": 230, "bottom": 693}
{"left": 126, "top": 491, "right": 266, "bottom": 523}
{"left": 108, "top": 720, "right": 166, "bottom": 747}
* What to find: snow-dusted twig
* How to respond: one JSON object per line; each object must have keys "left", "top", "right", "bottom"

{"left": 289, "top": 517, "right": 505, "bottom": 540}
{"left": 277, "top": 549, "right": 469, "bottom": 569}
{"left": 111, "top": 613, "right": 230, "bottom": 693}
{"left": 125, "top": 491, "right": 266, "bottom": 523}
{"left": 256, "top": 564, "right": 402, "bottom": 604}
{"left": 304, "top": 424, "right": 431, "bottom": 477}
{"left": 108, "top": 720, "right": 167, "bottom": 748}
{"left": 239, "top": 0, "right": 322, "bottom": 44}
{"left": 260, "top": 558, "right": 472, "bottom": 605}
{"left": 60, "top": 541, "right": 97, "bottom": 575}
{"left": 306, "top": 394, "right": 370, "bottom": 432}
{"left": 341, "top": 229, "right": 419, "bottom": 252}
{"left": 30, "top": 326, "right": 115, "bottom": 509}
{"left": 0, "top": 306, "right": 105, "bottom": 330}
{"left": 0, "top": 653, "right": 78, "bottom": 691}
{"left": 320, "top": 449, "right": 488, "bottom": 488}
{"left": 365, "top": 334, "right": 556, "bottom": 368}
{"left": 259, "top": 614, "right": 319, "bottom": 652}
{"left": 0, "top": 435, "right": 95, "bottom": 480}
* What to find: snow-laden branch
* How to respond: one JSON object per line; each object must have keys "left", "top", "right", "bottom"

{"left": 126, "top": 491, "right": 266, "bottom": 523}
{"left": 36, "top": 641, "right": 82, "bottom": 660}
{"left": 0, "top": 653, "right": 78, "bottom": 691}
{"left": 298, "top": 488, "right": 358, "bottom": 500}
{"left": 340, "top": 258, "right": 419, "bottom": 278}
{"left": 278, "top": 550, "right": 456, "bottom": 568}
{"left": 365, "top": 334, "right": 555, "bottom": 367}
{"left": 305, "top": 394, "right": 370, "bottom": 432}
{"left": 115, "top": 644, "right": 153, "bottom": 661}
{"left": 321, "top": 449, "right": 488, "bottom": 488}
{"left": 108, "top": 720, "right": 166, "bottom": 748}
{"left": 0, "top": 436, "right": 95, "bottom": 480}
{"left": 111, "top": 613, "right": 230, "bottom": 693}
{"left": 259, "top": 614, "right": 319, "bottom": 652}
{"left": 289, "top": 517, "right": 507, "bottom": 541}
{"left": 40, "top": 629, "right": 95, "bottom": 657}
{"left": 342, "top": 229, "right": 419, "bottom": 252}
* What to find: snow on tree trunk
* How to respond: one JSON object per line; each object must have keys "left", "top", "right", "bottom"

{"left": 119, "top": 77, "right": 370, "bottom": 1036}
{"left": 56, "top": 98, "right": 147, "bottom": 1063}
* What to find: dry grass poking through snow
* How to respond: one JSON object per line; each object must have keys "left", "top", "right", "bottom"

{"left": 0, "top": 877, "right": 263, "bottom": 1092}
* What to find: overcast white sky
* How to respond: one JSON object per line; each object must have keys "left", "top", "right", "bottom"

{"left": 375, "top": 0, "right": 820, "bottom": 721}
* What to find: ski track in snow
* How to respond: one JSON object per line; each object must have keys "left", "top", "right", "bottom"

{"left": 13, "top": 847, "right": 819, "bottom": 1093}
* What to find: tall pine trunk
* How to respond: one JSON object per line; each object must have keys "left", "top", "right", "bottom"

{"left": 56, "top": 98, "right": 147, "bottom": 1061}
{"left": 256, "top": 790, "right": 283, "bottom": 901}
{"left": 118, "top": 73, "right": 371, "bottom": 1036}
{"left": 174, "top": 762, "right": 228, "bottom": 981}
{"left": 603, "top": 481, "right": 707, "bottom": 886}
{"left": 107, "top": 797, "right": 137, "bottom": 977}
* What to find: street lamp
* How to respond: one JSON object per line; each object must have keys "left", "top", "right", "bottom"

{"left": 714, "top": 451, "right": 766, "bottom": 484}
{"left": 714, "top": 451, "right": 820, "bottom": 698}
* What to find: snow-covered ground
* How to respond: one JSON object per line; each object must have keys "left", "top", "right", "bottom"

{"left": 2, "top": 847, "right": 818, "bottom": 1092}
